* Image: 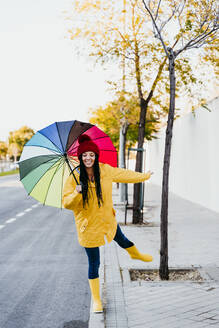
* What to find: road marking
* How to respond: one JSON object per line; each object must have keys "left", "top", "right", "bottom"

{"left": 16, "top": 212, "right": 25, "bottom": 217}
{"left": 24, "top": 208, "right": 32, "bottom": 212}
{"left": 32, "top": 204, "right": 39, "bottom": 208}
{"left": 5, "top": 218, "right": 17, "bottom": 224}
{"left": 2, "top": 204, "right": 40, "bottom": 227}
{"left": 0, "top": 181, "right": 22, "bottom": 188}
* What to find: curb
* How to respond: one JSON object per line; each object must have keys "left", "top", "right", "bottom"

{"left": 104, "top": 242, "right": 128, "bottom": 328}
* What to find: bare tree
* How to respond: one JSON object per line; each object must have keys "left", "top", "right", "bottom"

{"left": 141, "top": 0, "right": 219, "bottom": 279}
{"left": 119, "top": 0, "right": 129, "bottom": 201}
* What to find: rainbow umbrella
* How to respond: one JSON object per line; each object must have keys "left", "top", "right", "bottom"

{"left": 18, "top": 120, "right": 117, "bottom": 208}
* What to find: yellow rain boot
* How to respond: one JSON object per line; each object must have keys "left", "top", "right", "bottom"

{"left": 125, "top": 245, "right": 153, "bottom": 262}
{"left": 88, "top": 278, "right": 103, "bottom": 313}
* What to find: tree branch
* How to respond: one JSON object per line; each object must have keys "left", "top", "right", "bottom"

{"left": 191, "top": 27, "right": 218, "bottom": 45}
{"left": 159, "top": 3, "right": 180, "bottom": 32}
{"left": 175, "top": 26, "right": 219, "bottom": 56}
{"left": 155, "top": 0, "right": 162, "bottom": 21}
{"left": 178, "top": 0, "right": 186, "bottom": 17}
{"left": 176, "top": 0, "right": 186, "bottom": 46}
{"left": 142, "top": 0, "right": 169, "bottom": 57}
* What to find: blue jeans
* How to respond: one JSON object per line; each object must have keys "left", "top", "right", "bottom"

{"left": 84, "top": 224, "right": 134, "bottom": 279}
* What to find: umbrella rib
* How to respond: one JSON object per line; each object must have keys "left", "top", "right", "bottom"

{"left": 65, "top": 121, "right": 78, "bottom": 152}
{"left": 60, "top": 161, "right": 65, "bottom": 209}
{"left": 66, "top": 133, "right": 109, "bottom": 153}
{"left": 66, "top": 121, "right": 94, "bottom": 152}
{"left": 68, "top": 135, "right": 116, "bottom": 153}
{"left": 57, "top": 158, "right": 69, "bottom": 207}
{"left": 38, "top": 131, "right": 63, "bottom": 154}
{"left": 27, "top": 157, "right": 63, "bottom": 196}
{"left": 43, "top": 157, "right": 65, "bottom": 206}
{"left": 65, "top": 158, "right": 80, "bottom": 185}
{"left": 19, "top": 156, "right": 62, "bottom": 180}
{"left": 98, "top": 149, "right": 117, "bottom": 152}
{"left": 19, "top": 153, "right": 62, "bottom": 166}
{"left": 60, "top": 161, "right": 68, "bottom": 209}
{"left": 28, "top": 144, "right": 63, "bottom": 155}
{"left": 66, "top": 129, "right": 88, "bottom": 152}
{"left": 90, "top": 135, "right": 109, "bottom": 141}
{"left": 67, "top": 158, "right": 80, "bottom": 171}
{"left": 55, "top": 122, "right": 65, "bottom": 153}
{"left": 69, "top": 146, "right": 117, "bottom": 153}
{"left": 25, "top": 144, "right": 62, "bottom": 154}
{"left": 67, "top": 141, "right": 78, "bottom": 153}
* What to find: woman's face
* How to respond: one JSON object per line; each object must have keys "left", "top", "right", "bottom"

{"left": 82, "top": 151, "right": 95, "bottom": 168}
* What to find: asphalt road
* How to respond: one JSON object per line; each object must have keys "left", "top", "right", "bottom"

{"left": 0, "top": 174, "right": 90, "bottom": 328}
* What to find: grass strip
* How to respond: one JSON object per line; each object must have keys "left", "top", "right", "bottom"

{"left": 0, "top": 169, "right": 19, "bottom": 177}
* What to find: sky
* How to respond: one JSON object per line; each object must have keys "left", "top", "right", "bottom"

{"left": 0, "top": 0, "right": 116, "bottom": 141}
{"left": 1, "top": 1, "right": 218, "bottom": 142}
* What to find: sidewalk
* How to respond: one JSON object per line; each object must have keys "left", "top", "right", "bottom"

{"left": 89, "top": 183, "right": 219, "bottom": 328}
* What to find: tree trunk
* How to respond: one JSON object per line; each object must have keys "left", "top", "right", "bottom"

{"left": 132, "top": 92, "right": 152, "bottom": 224}
{"left": 119, "top": 123, "right": 128, "bottom": 202}
{"left": 159, "top": 49, "right": 175, "bottom": 280}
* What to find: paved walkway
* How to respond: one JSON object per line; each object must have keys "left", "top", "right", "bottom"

{"left": 89, "top": 183, "right": 219, "bottom": 328}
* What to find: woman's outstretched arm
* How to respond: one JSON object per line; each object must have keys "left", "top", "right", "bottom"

{"left": 106, "top": 164, "right": 152, "bottom": 183}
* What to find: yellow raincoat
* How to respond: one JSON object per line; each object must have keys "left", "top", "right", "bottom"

{"left": 62, "top": 163, "right": 151, "bottom": 247}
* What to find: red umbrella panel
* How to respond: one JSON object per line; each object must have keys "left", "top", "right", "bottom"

{"left": 67, "top": 125, "right": 117, "bottom": 167}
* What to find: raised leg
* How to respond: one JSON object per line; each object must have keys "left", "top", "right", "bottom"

{"left": 113, "top": 224, "right": 153, "bottom": 262}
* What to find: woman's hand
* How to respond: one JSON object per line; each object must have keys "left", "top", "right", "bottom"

{"left": 146, "top": 170, "right": 154, "bottom": 178}
{"left": 76, "top": 184, "right": 82, "bottom": 193}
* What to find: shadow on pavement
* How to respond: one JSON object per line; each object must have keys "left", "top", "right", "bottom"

{"left": 63, "top": 320, "right": 88, "bottom": 328}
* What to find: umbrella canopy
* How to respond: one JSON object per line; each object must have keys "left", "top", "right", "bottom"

{"left": 18, "top": 120, "right": 117, "bottom": 208}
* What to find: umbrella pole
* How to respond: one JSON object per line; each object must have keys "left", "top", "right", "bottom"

{"left": 65, "top": 155, "right": 79, "bottom": 185}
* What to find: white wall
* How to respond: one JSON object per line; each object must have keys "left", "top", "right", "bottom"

{"left": 146, "top": 96, "right": 219, "bottom": 213}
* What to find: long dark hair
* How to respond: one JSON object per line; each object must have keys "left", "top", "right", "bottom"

{"left": 79, "top": 154, "right": 103, "bottom": 208}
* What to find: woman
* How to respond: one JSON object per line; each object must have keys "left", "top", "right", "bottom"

{"left": 62, "top": 135, "right": 153, "bottom": 313}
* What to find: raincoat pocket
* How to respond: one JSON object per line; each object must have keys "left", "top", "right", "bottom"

{"left": 80, "top": 218, "right": 88, "bottom": 233}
